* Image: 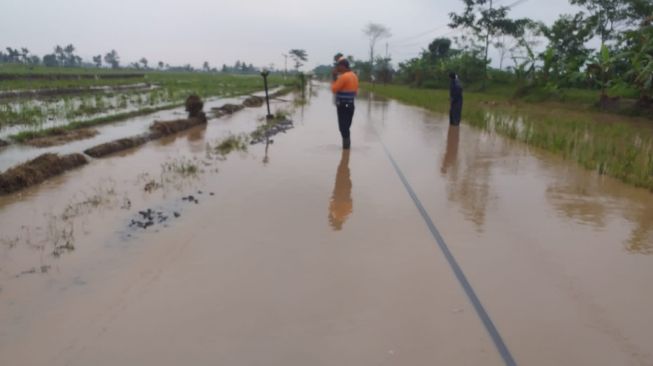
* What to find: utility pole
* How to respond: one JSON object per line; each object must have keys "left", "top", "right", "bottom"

{"left": 260, "top": 70, "right": 273, "bottom": 120}
{"left": 282, "top": 54, "right": 288, "bottom": 79}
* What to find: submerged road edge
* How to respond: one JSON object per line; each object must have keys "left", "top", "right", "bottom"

{"left": 374, "top": 127, "right": 517, "bottom": 366}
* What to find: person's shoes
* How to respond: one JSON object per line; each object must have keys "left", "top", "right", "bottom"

{"left": 343, "top": 137, "right": 351, "bottom": 149}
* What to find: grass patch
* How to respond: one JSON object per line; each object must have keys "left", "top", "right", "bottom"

{"left": 161, "top": 156, "right": 200, "bottom": 177}
{"left": 366, "top": 83, "right": 653, "bottom": 191}
{"left": 211, "top": 134, "right": 249, "bottom": 156}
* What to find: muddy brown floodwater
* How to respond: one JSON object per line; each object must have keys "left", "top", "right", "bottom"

{"left": 1, "top": 84, "right": 653, "bottom": 366}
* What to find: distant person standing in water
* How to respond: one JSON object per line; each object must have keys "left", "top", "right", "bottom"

{"left": 449, "top": 72, "right": 463, "bottom": 126}
{"left": 331, "top": 58, "right": 359, "bottom": 149}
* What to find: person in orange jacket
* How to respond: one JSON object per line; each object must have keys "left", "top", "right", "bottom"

{"left": 332, "top": 52, "right": 344, "bottom": 81}
{"left": 331, "top": 58, "right": 359, "bottom": 149}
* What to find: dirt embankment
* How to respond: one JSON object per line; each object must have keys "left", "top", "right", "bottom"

{"left": 211, "top": 88, "right": 294, "bottom": 118}
{"left": 242, "top": 96, "right": 264, "bottom": 107}
{"left": 26, "top": 129, "right": 99, "bottom": 148}
{"left": 84, "top": 134, "right": 151, "bottom": 158}
{"left": 0, "top": 138, "right": 8, "bottom": 148}
{"left": 84, "top": 95, "right": 208, "bottom": 158}
{"left": 150, "top": 116, "right": 207, "bottom": 137}
{"left": 212, "top": 104, "right": 245, "bottom": 117}
{"left": 0, "top": 153, "right": 87, "bottom": 195}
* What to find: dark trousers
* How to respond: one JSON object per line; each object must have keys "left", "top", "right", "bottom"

{"left": 450, "top": 101, "right": 462, "bottom": 126}
{"left": 336, "top": 102, "right": 355, "bottom": 139}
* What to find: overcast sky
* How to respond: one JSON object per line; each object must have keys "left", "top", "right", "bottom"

{"left": 2, "top": 0, "right": 581, "bottom": 70}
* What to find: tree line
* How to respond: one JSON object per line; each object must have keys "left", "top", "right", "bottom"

{"left": 314, "top": 0, "right": 652, "bottom": 106}
{"left": 0, "top": 45, "right": 270, "bottom": 74}
{"left": 404, "top": 0, "right": 652, "bottom": 104}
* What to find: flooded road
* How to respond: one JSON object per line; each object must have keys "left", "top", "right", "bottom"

{"left": 1, "top": 84, "right": 653, "bottom": 365}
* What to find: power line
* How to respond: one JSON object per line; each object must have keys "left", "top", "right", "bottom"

{"left": 505, "top": 0, "right": 530, "bottom": 8}
{"left": 391, "top": 41, "right": 429, "bottom": 49}
{"left": 388, "top": 0, "right": 529, "bottom": 55}
{"left": 389, "top": 28, "right": 464, "bottom": 55}
{"left": 393, "top": 25, "right": 450, "bottom": 44}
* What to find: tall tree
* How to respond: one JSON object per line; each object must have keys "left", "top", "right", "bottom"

{"left": 427, "top": 38, "right": 454, "bottom": 62}
{"left": 540, "top": 13, "right": 594, "bottom": 84}
{"left": 92, "top": 55, "right": 102, "bottom": 68}
{"left": 54, "top": 45, "right": 65, "bottom": 65}
{"left": 449, "top": 0, "right": 531, "bottom": 88}
{"left": 203, "top": 61, "right": 210, "bottom": 72}
{"left": 104, "top": 50, "right": 120, "bottom": 69}
{"left": 289, "top": 49, "right": 308, "bottom": 71}
{"left": 20, "top": 48, "right": 29, "bottom": 63}
{"left": 139, "top": 57, "right": 148, "bottom": 69}
{"left": 43, "top": 54, "right": 58, "bottom": 67}
{"left": 622, "top": 19, "right": 653, "bottom": 101}
{"left": 493, "top": 35, "right": 516, "bottom": 70}
{"left": 570, "top": 0, "right": 653, "bottom": 45}
{"left": 5, "top": 47, "right": 20, "bottom": 63}
{"left": 62, "top": 44, "right": 80, "bottom": 67}
{"left": 27, "top": 55, "right": 40, "bottom": 65}
{"left": 362, "top": 23, "right": 391, "bottom": 81}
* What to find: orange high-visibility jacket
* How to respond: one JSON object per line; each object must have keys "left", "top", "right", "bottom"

{"left": 331, "top": 71, "right": 359, "bottom": 103}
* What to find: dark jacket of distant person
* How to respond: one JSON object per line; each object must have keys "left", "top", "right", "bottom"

{"left": 449, "top": 73, "right": 463, "bottom": 126}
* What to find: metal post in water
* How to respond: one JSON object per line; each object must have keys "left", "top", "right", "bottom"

{"left": 261, "top": 70, "right": 273, "bottom": 120}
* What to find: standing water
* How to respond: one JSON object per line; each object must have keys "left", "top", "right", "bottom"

{"left": 1, "top": 84, "right": 652, "bottom": 366}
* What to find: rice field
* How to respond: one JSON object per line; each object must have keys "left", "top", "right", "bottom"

{"left": 0, "top": 67, "right": 293, "bottom": 142}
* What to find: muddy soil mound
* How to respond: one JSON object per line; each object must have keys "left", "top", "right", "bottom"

{"left": 185, "top": 95, "right": 204, "bottom": 117}
{"left": 0, "top": 153, "right": 87, "bottom": 195}
{"left": 0, "top": 138, "right": 8, "bottom": 148}
{"left": 150, "top": 116, "right": 207, "bottom": 136}
{"left": 26, "top": 129, "right": 99, "bottom": 147}
{"left": 84, "top": 116, "right": 207, "bottom": 159}
{"left": 212, "top": 104, "right": 245, "bottom": 117}
{"left": 243, "top": 96, "right": 265, "bottom": 107}
{"left": 84, "top": 134, "right": 151, "bottom": 158}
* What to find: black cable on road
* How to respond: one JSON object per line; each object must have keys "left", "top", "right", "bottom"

{"left": 373, "top": 128, "right": 517, "bottom": 366}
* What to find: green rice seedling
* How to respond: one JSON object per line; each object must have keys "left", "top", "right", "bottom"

{"left": 210, "top": 134, "right": 249, "bottom": 157}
